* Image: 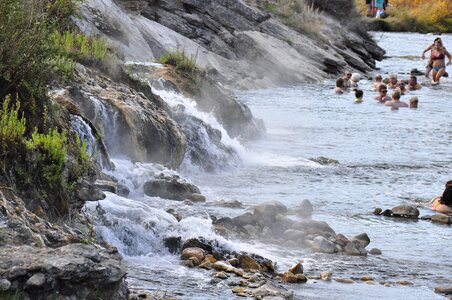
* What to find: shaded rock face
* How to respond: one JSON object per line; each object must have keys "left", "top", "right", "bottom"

{"left": 0, "top": 190, "right": 128, "bottom": 299}
{"left": 70, "top": 64, "right": 187, "bottom": 169}
{"left": 77, "top": 0, "right": 385, "bottom": 91}
{"left": 143, "top": 174, "right": 201, "bottom": 201}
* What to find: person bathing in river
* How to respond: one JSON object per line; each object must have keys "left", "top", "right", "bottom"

{"left": 430, "top": 40, "right": 452, "bottom": 85}
{"left": 409, "top": 96, "right": 418, "bottom": 108}
{"left": 371, "top": 74, "right": 383, "bottom": 91}
{"left": 407, "top": 75, "right": 421, "bottom": 91}
{"left": 335, "top": 77, "right": 346, "bottom": 94}
{"left": 388, "top": 73, "right": 398, "bottom": 89}
{"left": 430, "top": 181, "right": 452, "bottom": 213}
{"left": 350, "top": 73, "right": 361, "bottom": 89}
{"left": 341, "top": 71, "right": 352, "bottom": 90}
{"left": 374, "top": 84, "right": 391, "bottom": 102}
{"left": 385, "top": 89, "right": 408, "bottom": 108}
{"left": 422, "top": 37, "right": 443, "bottom": 79}
{"left": 354, "top": 89, "right": 364, "bottom": 103}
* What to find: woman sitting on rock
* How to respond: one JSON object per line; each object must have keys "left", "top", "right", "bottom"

{"left": 430, "top": 181, "right": 452, "bottom": 213}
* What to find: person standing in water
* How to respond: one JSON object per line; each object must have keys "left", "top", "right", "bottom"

{"left": 430, "top": 40, "right": 452, "bottom": 85}
{"left": 385, "top": 89, "right": 408, "bottom": 108}
{"left": 422, "top": 37, "right": 444, "bottom": 79}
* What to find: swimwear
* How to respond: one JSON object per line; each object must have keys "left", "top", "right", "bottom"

{"left": 433, "top": 65, "right": 445, "bottom": 71}
{"left": 375, "top": 0, "right": 384, "bottom": 8}
{"left": 432, "top": 52, "right": 445, "bottom": 60}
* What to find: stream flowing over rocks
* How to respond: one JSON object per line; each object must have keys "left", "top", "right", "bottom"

{"left": 7, "top": 1, "right": 439, "bottom": 300}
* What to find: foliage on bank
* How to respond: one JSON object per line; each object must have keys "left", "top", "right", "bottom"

{"left": 355, "top": 0, "right": 452, "bottom": 33}
{"left": 159, "top": 49, "right": 202, "bottom": 80}
{"left": 0, "top": 0, "right": 106, "bottom": 219}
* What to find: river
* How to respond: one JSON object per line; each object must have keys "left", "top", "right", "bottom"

{"left": 86, "top": 32, "right": 452, "bottom": 299}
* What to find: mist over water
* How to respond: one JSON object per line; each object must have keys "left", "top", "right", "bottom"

{"left": 85, "top": 32, "right": 451, "bottom": 299}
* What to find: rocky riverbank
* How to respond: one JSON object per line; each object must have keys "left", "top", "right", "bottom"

{"left": 1, "top": 0, "right": 392, "bottom": 299}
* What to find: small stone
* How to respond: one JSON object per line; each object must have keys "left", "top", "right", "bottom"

{"left": 397, "top": 280, "right": 413, "bottom": 286}
{"left": 334, "top": 277, "right": 354, "bottom": 284}
{"left": 435, "top": 285, "right": 452, "bottom": 294}
{"left": 288, "top": 262, "right": 303, "bottom": 275}
{"left": 369, "top": 248, "right": 382, "bottom": 255}
{"left": 199, "top": 260, "right": 213, "bottom": 270}
{"left": 374, "top": 208, "right": 382, "bottom": 215}
{"left": 26, "top": 273, "right": 46, "bottom": 288}
{"left": 232, "top": 287, "right": 245, "bottom": 294}
{"left": 282, "top": 271, "right": 298, "bottom": 283}
{"left": 382, "top": 209, "right": 392, "bottom": 217}
{"left": 431, "top": 214, "right": 452, "bottom": 224}
{"left": 213, "top": 272, "right": 228, "bottom": 279}
{"left": 360, "top": 275, "right": 373, "bottom": 281}
{"left": 188, "top": 193, "right": 206, "bottom": 202}
{"left": 320, "top": 271, "right": 332, "bottom": 281}
{"left": 296, "top": 274, "right": 307, "bottom": 283}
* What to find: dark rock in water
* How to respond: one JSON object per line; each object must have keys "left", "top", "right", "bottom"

{"left": 182, "top": 238, "right": 216, "bottom": 253}
{"left": 391, "top": 205, "right": 420, "bottom": 219}
{"left": 374, "top": 207, "right": 382, "bottom": 215}
{"left": 213, "top": 199, "right": 243, "bottom": 208}
{"left": 233, "top": 212, "right": 257, "bottom": 227}
{"left": 310, "top": 157, "right": 339, "bottom": 165}
{"left": 253, "top": 201, "right": 288, "bottom": 227}
{"left": 143, "top": 175, "right": 200, "bottom": 201}
{"left": 293, "top": 219, "right": 336, "bottom": 237}
{"left": 335, "top": 233, "right": 350, "bottom": 247}
{"left": 351, "top": 233, "right": 370, "bottom": 248}
{"left": 187, "top": 193, "right": 207, "bottom": 202}
{"left": 431, "top": 214, "right": 452, "bottom": 225}
{"left": 294, "top": 199, "right": 313, "bottom": 218}
{"left": 420, "top": 215, "right": 432, "bottom": 220}
{"left": 410, "top": 68, "right": 424, "bottom": 76}
{"left": 288, "top": 262, "right": 304, "bottom": 275}
{"left": 444, "top": 72, "right": 449, "bottom": 78}
{"left": 214, "top": 217, "right": 236, "bottom": 229}
{"left": 77, "top": 180, "right": 106, "bottom": 202}
{"left": 434, "top": 285, "right": 452, "bottom": 294}
{"left": 117, "top": 184, "right": 130, "bottom": 197}
{"left": 369, "top": 248, "right": 382, "bottom": 255}
{"left": 382, "top": 209, "right": 392, "bottom": 217}
{"left": 163, "top": 236, "right": 182, "bottom": 254}
{"left": 311, "top": 236, "right": 337, "bottom": 253}
{"left": 344, "top": 240, "right": 367, "bottom": 256}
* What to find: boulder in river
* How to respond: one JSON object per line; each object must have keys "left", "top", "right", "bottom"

{"left": 143, "top": 174, "right": 200, "bottom": 201}
{"left": 391, "top": 205, "right": 420, "bottom": 219}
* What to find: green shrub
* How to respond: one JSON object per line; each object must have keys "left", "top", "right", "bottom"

{"left": 159, "top": 49, "right": 201, "bottom": 79}
{"left": 0, "top": 96, "right": 26, "bottom": 145}
{"left": 26, "top": 128, "right": 68, "bottom": 188}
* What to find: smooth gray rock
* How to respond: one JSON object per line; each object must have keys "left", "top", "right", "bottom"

{"left": 391, "top": 205, "right": 420, "bottom": 219}
{"left": 25, "top": 273, "right": 46, "bottom": 289}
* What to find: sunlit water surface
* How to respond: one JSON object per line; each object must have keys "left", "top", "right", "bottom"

{"left": 186, "top": 32, "right": 452, "bottom": 299}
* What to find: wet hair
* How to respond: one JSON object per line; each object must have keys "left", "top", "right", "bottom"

{"left": 409, "top": 75, "right": 417, "bottom": 83}
{"left": 440, "top": 180, "right": 452, "bottom": 206}
{"left": 375, "top": 74, "right": 382, "bottom": 81}
{"left": 392, "top": 89, "right": 401, "bottom": 100}
{"left": 355, "top": 89, "right": 363, "bottom": 98}
{"left": 389, "top": 73, "right": 397, "bottom": 79}
{"left": 434, "top": 37, "right": 442, "bottom": 44}
{"left": 378, "top": 84, "right": 388, "bottom": 92}
{"left": 410, "top": 96, "right": 418, "bottom": 104}
{"left": 336, "top": 77, "right": 344, "bottom": 87}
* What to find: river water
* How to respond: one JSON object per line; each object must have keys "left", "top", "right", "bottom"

{"left": 86, "top": 32, "right": 452, "bottom": 299}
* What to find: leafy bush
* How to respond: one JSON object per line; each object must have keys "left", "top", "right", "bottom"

{"left": 0, "top": 96, "right": 26, "bottom": 146}
{"left": 159, "top": 49, "right": 201, "bottom": 79}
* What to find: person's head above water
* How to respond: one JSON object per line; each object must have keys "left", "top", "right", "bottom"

{"left": 440, "top": 180, "right": 452, "bottom": 206}
{"left": 392, "top": 89, "right": 401, "bottom": 100}
{"left": 355, "top": 89, "right": 363, "bottom": 98}
{"left": 409, "top": 96, "right": 418, "bottom": 108}
{"left": 374, "top": 74, "right": 382, "bottom": 82}
{"left": 336, "top": 77, "right": 345, "bottom": 87}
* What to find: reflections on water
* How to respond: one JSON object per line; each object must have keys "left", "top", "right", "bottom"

{"left": 187, "top": 32, "right": 452, "bottom": 298}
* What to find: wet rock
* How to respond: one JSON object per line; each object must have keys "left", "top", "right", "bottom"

{"left": 253, "top": 282, "right": 294, "bottom": 299}
{"left": 335, "top": 277, "right": 354, "bottom": 284}
{"left": 213, "top": 271, "right": 228, "bottom": 279}
{"left": 397, "top": 280, "right": 413, "bottom": 286}
{"left": 344, "top": 240, "right": 367, "bottom": 256}
{"left": 199, "top": 260, "right": 213, "bottom": 270}
{"left": 282, "top": 271, "right": 298, "bottom": 283}
{"left": 293, "top": 219, "right": 336, "bottom": 237}
{"left": 373, "top": 208, "right": 382, "bottom": 215}
{"left": 233, "top": 212, "right": 257, "bottom": 227}
{"left": 310, "top": 236, "right": 337, "bottom": 253}
{"left": 391, "top": 205, "right": 419, "bottom": 219}
{"left": 294, "top": 199, "right": 313, "bottom": 218}
{"left": 143, "top": 176, "right": 200, "bottom": 201}
{"left": 76, "top": 181, "right": 106, "bottom": 202}
{"left": 238, "top": 255, "right": 261, "bottom": 272}
{"left": 288, "top": 262, "right": 303, "bottom": 275}
{"left": 253, "top": 201, "right": 288, "bottom": 227}
{"left": 117, "top": 184, "right": 130, "bottom": 197}
{"left": 369, "top": 248, "right": 382, "bottom": 255}
{"left": 213, "top": 199, "right": 243, "bottom": 208}
{"left": 94, "top": 179, "right": 117, "bottom": 193}
{"left": 350, "top": 233, "right": 370, "bottom": 248}
{"left": 181, "top": 247, "right": 205, "bottom": 262}
{"left": 310, "top": 157, "right": 339, "bottom": 165}
{"left": 360, "top": 275, "right": 374, "bottom": 281}
{"left": 182, "top": 238, "right": 215, "bottom": 253}
{"left": 382, "top": 209, "right": 392, "bottom": 217}
{"left": 165, "top": 209, "right": 182, "bottom": 222}
{"left": 434, "top": 285, "right": 452, "bottom": 294}
{"left": 187, "top": 193, "right": 206, "bottom": 202}
{"left": 431, "top": 214, "right": 452, "bottom": 225}
{"left": 282, "top": 229, "right": 307, "bottom": 245}
{"left": 163, "top": 236, "right": 181, "bottom": 254}
{"left": 320, "top": 271, "right": 332, "bottom": 281}
{"left": 335, "top": 233, "right": 350, "bottom": 247}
